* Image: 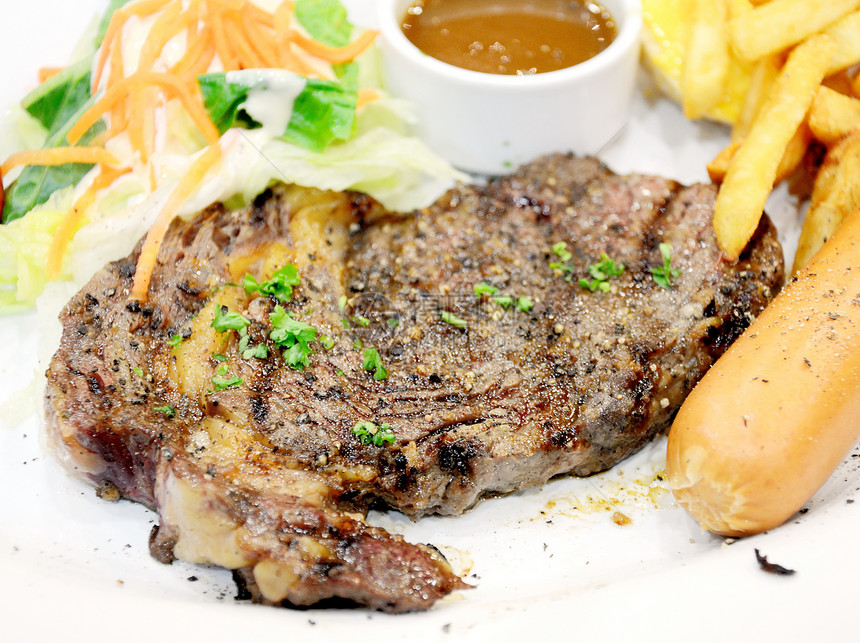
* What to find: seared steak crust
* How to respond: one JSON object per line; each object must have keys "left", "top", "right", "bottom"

{"left": 44, "top": 154, "right": 783, "bottom": 611}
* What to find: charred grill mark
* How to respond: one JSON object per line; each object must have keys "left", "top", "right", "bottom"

{"left": 87, "top": 374, "right": 103, "bottom": 394}
{"left": 252, "top": 188, "right": 274, "bottom": 212}
{"left": 437, "top": 440, "right": 479, "bottom": 476}
{"left": 548, "top": 424, "right": 579, "bottom": 448}
{"left": 177, "top": 281, "right": 202, "bottom": 297}
{"left": 251, "top": 395, "right": 268, "bottom": 425}
{"left": 115, "top": 258, "right": 136, "bottom": 280}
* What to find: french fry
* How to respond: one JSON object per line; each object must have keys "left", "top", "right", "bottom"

{"left": 707, "top": 141, "right": 739, "bottom": 183}
{"left": 852, "top": 72, "right": 860, "bottom": 100}
{"left": 730, "top": 0, "right": 860, "bottom": 62}
{"left": 776, "top": 121, "right": 813, "bottom": 182}
{"left": 793, "top": 131, "right": 860, "bottom": 272}
{"left": 708, "top": 122, "right": 810, "bottom": 184}
{"left": 731, "top": 53, "right": 782, "bottom": 142}
{"left": 821, "top": 70, "right": 855, "bottom": 97}
{"left": 726, "top": 0, "right": 753, "bottom": 19}
{"left": 824, "top": 10, "right": 860, "bottom": 74}
{"left": 713, "top": 34, "right": 835, "bottom": 260}
{"left": 808, "top": 86, "right": 860, "bottom": 146}
{"left": 682, "top": 0, "right": 730, "bottom": 119}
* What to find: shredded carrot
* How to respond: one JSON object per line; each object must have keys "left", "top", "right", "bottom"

{"left": 141, "top": 87, "right": 160, "bottom": 163}
{"left": 46, "top": 165, "right": 131, "bottom": 280}
{"left": 171, "top": 21, "right": 211, "bottom": 75}
{"left": 171, "top": 31, "right": 216, "bottom": 77}
{"left": 273, "top": 1, "right": 295, "bottom": 34}
{"left": 1, "top": 147, "right": 119, "bottom": 176}
{"left": 226, "top": 14, "right": 267, "bottom": 69}
{"left": 244, "top": 2, "right": 276, "bottom": 29}
{"left": 93, "top": 0, "right": 171, "bottom": 89}
{"left": 136, "top": 0, "right": 185, "bottom": 72}
{"left": 357, "top": 88, "right": 381, "bottom": 108}
{"left": 68, "top": 71, "right": 220, "bottom": 146}
{"left": 38, "top": 67, "right": 65, "bottom": 83}
{"left": 106, "top": 25, "right": 127, "bottom": 137}
{"left": 130, "top": 143, "right": 222, "bottom": 302}
{"left": 288, "top": 29, "right": 378, "bottom": 65}
{"left": 128, "top": 88, "right": 149, "bottom": 161}
{"left": 275, "top": 38, "right": 319, "bottom": 77}
{"left": 207, "top": 1, "right": 240, "bottom": 71}
{"left": 80, "top": 0, "right": 376, "bottom": 152}
{"left": 187, "top": 36, "right": 217, "bottom": 76}
{"left": 239, "top": 14, "right": 281, "bottom": 68}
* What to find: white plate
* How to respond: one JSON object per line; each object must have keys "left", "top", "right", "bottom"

{"left": 1, "top": 2, "right": 859, "bottom": 641}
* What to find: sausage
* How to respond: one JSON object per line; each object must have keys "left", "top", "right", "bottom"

{"left": 666, "top": 205, "right": 860, "bottom": 536}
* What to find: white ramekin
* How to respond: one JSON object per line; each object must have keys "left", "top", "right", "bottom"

{"left": 376, "top": 0, "right": 643, "bottom": 175}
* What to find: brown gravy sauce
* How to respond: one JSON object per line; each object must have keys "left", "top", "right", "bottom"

{"left": 401, "top": 0, "right": 617, "bottom": 75}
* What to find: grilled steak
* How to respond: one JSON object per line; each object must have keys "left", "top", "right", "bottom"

{"left": 44, "top": 154, "right": 784, "bottom": 611}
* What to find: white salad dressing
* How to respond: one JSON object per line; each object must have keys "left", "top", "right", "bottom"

{"left": 224, "top": 69, "right": 308, "bottom": 137}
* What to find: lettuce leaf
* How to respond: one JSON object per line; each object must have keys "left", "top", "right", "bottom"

{"left": 295, "top": 0, "right": 353, "bottom": 47}
{"left": 21, "top": 59, "right": 92, "bottom": 134}
{"left": 198, "top": 69, "right": 358, "bottom": 152}
{"left": 197, "top": 74, "right": 260, "bottom": 135}
{"left": 2, "top": 0, "right": 130, "bottom": 226}
{"left": 282, "top": 73, "right": 357, "bottom": 152}
{"left": 2, "top": 95, "right": 103, "bottom": 224}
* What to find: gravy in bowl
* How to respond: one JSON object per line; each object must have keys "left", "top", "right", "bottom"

{"left": 400, "top": 0, "right": 617, "bottom": 75}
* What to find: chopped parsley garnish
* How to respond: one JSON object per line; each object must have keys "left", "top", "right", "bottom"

{"left": 493, "top": 294, "right": 515, "bottom": 308}
{"left": 579, "top": 253, "right": 625, "bottom": 292}
{"left": 474, "top": 281, "right": 498, "bottom": 297}
{"left": 236, "top": 332, "right": 268, "bottom": 360}
{"left": 551, "top": 241, "right": 573, "bottom": 261}
{"left": 387, "top": 317, "right": 400, "bottom": 328}
{"left": 475, "top": 280, "right": 533, "bottom": 314}
{"left": 353, "top": 337, "right": 363, "bottom": 350}
{"left": 362, "top": 347, "right": 388, "bottom": 380}
{"left": 352, "top": 420, "right": 396, "bottom": 447}
{"left": 338, "top": 295, "right": 348, "bottom": 311}
{"left": 651, "top": 243, "right": 682, "bottom": 289}
{"left": 211, "top": 305, "right": 250, "bottom": 333}
{"left": 319, "top": 335, "right": 335, "bottom": 350}
{"left": 132, "top": 366, "right": 144, "bottom": 377}
{"left": 242, "top": 264, "right": 301, "bottom": 303}
{"left": 154, "top": 404, "right": 176, "bottom": 418}
{"left": 353, "top": 315, "right": 370, "bottom": 327}
{"left": 167, "top": 334, "right": 184, "bottom": 347}
{"left": 440, "top": 311, "right": 468, "bottom": 329}
{"left": 242, "top": 342, "right": 269, "bottom": 360}
{"left": 517, "top": 296, "right": 533, "bottom": 312}
{"left": 211, "top": 374, "right": 243, "bottom": 391}
{"left": 269, "top": 304, "right": 317, "bottom": 370}
{"left": 549, "top": 241, "right": 576, "bottom": 281}
{"left": 211, "top": 362, "right": 243, "bottom": 390}
{"left": 341, "top": 318, "right": 351, "bottom": 329}
{"left": 211, "top": 306, "right": 268, "bottom": 361}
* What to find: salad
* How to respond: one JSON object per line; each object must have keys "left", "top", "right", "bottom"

{"left": 0, "top": 0, "right": 466, "bottom": 311}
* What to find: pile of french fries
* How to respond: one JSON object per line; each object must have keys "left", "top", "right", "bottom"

{"left": 679, "top": 0, "right": 860, "bottom": 269}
